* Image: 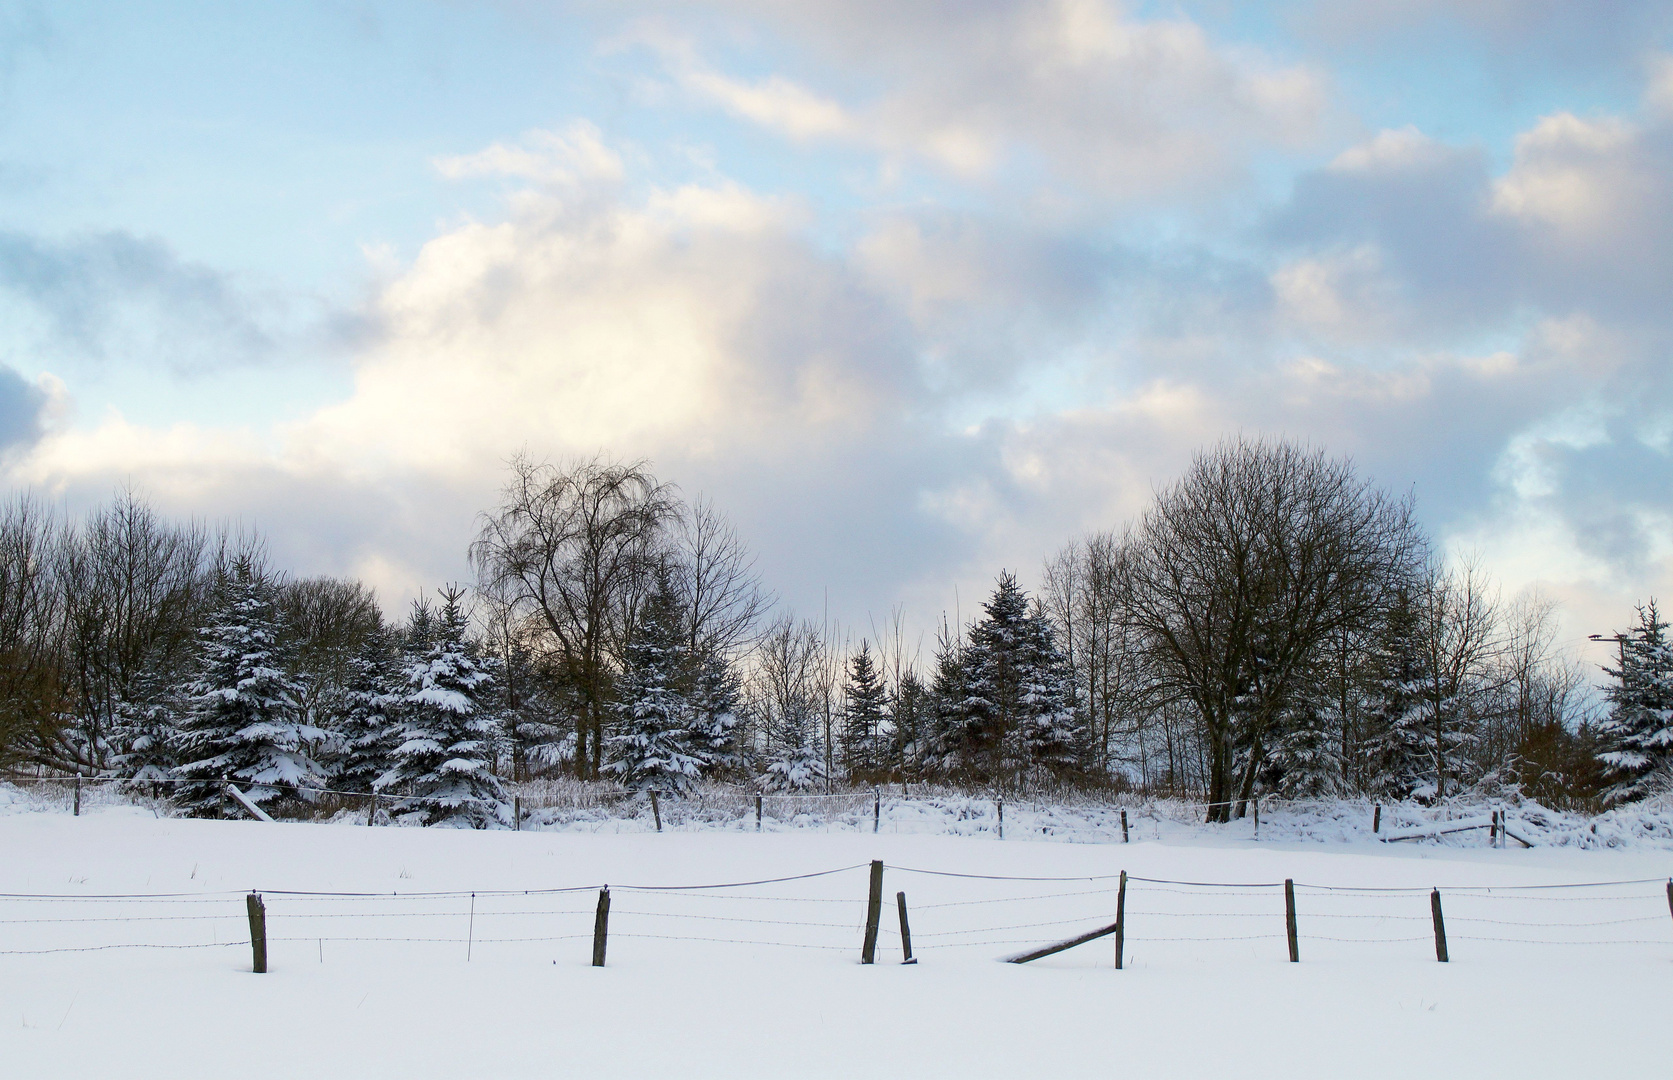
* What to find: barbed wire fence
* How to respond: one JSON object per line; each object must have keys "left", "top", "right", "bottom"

{"left": 4, "top": 859, "right": 1670, "bottom": 974}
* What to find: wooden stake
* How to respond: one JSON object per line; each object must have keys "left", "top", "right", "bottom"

{"left": 514, "top": 796, "right": 521, "bottom": 832}
{"left": 996, "top": 799, "right": 1004, "bottom": 840}
{"left": 874, "top": 790, "right": 881, "bottom": 834}
{"left": 467, "top": 892, "right": 475, "bottom": 962}
{"left": 1664, "top": 879, "right": 1671, "bottom": 928}
{"left": 592, "top": 887, "right": 611, "bottom": 967}
{"left": 246, "top": 893, "right": 267, "bottom": 974}
{"left": 367, "top": 792, "right": 377, "bottom": 826}
{"left": 1373, "top": 804, "right": 1381, "bottom": 833}
{"left": 1120, "top": 809, "right": 1129, "bottom": 844}
{"left": 861, "top": 860, "right": 884, "bottom": 964}
{"left": 896, "top": 891, "right": 916, "bottom": 964}
{"left": 1253, "top": 798, "right": 1259, "bottom": 839}
{"left": 1431, "top": 888, "right": 1449, "bottom": 963}
{"left": 1489, "top": 809, "right": 1498, "bottom": 847}
{"left": 73, "top": 773, "right": 81, "bottom": 817}
{"left": 1284, "top": 878, "right": 1299, "bottom": 963}
{"left": 650, "top": 791, "right": 662, "bottom": 833}
{"left": 755, "top": 793, "right": 763, "bottom": 832}
{"left": 1115, "top": 870, "right": 1127, "bottom": 970}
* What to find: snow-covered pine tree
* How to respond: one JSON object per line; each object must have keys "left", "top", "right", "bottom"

{"left": 1363, "top": 587, "right": 1442, "bottom": 799}
{"left": 841, "top": 640, "right": 888, "bottom": 779}
{"left": 924, "top": 618, "right": 970, "bottom": 779}
{"left": 1018, "top": 600, "right": 1081, "bottom": 778}
{"left": 1596, "top": 602, "right": 1673, "bottom": 804}
{"left": 1264, "top": 685, "right": 1347, "bottom": 800}
{"left": 687, "top": 649, "right": 742, "bottom": 778}
{"left": 378, "top": 587, "right": 506, "bottom": 827}
{"left": 604, "top": 570, "right": 704, "bottom": 792}
{"left": 332, "top": 626, "right": 401, "bottom": 795}
{"left": 889, "top": 670, "right": 929, "bottom": 778}
{"left": 172, "top": 559, "right": 326, "bottom": 816}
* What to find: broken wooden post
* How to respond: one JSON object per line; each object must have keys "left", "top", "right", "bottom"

{"left": 1115, "top": 870, "right": 1127, "bottom": 970}
{"left": 1373, "top": 804, "right": 1381, "bottom": 833}
{"left": 592, "top": 887, "right": 611, "bottom": 967}
{"left": 896, "top": 891, "right": 916, "bottom": 964}
{"left": 1431, "top": 888, "right": 1449, "bottom": 962}
{"left": 650, "top": 791, "right": 662, "bottom": 833}
{"left": 1008, "top": 920, "right": 1123, "bottom": 964}
{"left": 1120, "top": 809, "right": 1129, "bottom": 844}
{"left": 861, "top": 860, "right": 884, "bottom": 964}
{"left": 246, "top": 893, "right": 268, "bottom": 974}
{"left": 1284, "top": 878, "right": 1299, "bottom": 963}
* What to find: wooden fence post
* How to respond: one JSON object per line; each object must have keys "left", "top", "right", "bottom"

{"left": 861, "top": 860, "right": 884, "bottom": 964}
{"left": 874, "top": 790, "right": 881, "bottom": 834}
{"left": 367, "top": 792, "right": 377, "bottom": 826}
{"left": 1120, "top": 809, "right": 1129, "bottom": 844}
{"left": 1284, "top": 878, "right": 1299, "bottom": 963}
{"left": 513, "top": 796, "right": 521, "bottom": 832}
{"left": 73, "top": 773, "right": 81, "bottom": 817}
{"left": 996, "top": 799, "right": 1004, "bottom": 840}
{"left": 1115, "top": 870, "right": 1127, "bottom": 970}
{"left": 650, "top": 791, "right": 662, "bottom": 833}
{"left": 1665, "top": 879, "right": 1672, "bottom": 928}
{"left": 1431, "top": 889, "right": 1449, "bottom": 962}
{"left": 896, "top": 891, "right": 916, "bottom": 964}
{"left": 592, "top": 887, "right": 611, "bottom": 967}
{"left": 246, "top": 893, "right": 268, "bottom": 974}
{"left": 1489, "top": 809, "right": 1498, "bottom": 847}
{"left": 755, "top": 793, "right": 763, "bottom": 832}
{"left": 1373, "top": 805, "right": 1381, "bottom": 833}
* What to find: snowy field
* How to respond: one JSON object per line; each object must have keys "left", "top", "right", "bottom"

{"left": 3, "top": 791, "right": 1670, "bottom": 1079}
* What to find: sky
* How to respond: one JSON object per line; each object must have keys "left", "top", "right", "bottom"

{"left": 2, "top": 0, "right": 1671, "bottom": 666}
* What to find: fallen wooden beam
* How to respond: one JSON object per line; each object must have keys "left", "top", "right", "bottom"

{"left": 1005, "top": 920, "right": 1121, "bottom": 964}
{"left": 226, "top": 784, "right": 276, "bottom": 823}
{"left": 1380, "top": 815, "right": 1536, "bottom": 847}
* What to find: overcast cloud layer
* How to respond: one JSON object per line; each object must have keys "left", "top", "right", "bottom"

{"left": 2, "top": 0, "right": 1671, "bottom": 664}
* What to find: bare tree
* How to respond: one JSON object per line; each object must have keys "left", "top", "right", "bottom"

{"left": 675, "top": 496, "right": 772, "bottom": 660}
{"left": 471, "top": 453, "right": 676, "bottom": 779}
{"left": 0, "top": 495, "right": 71, "bottom": 768}
{"left": 1122, "top": 438, "right": 1421, "bottom": 821}
{"left": 1410, "top": 554, "right": 1501, "bottom": 797}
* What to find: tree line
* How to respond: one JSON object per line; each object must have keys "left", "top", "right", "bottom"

{"left": 0, "top": 439, "right": 1666, "bottom": 822}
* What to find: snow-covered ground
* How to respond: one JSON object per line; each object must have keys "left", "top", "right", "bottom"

{"left": 2, "top": 786, "right": 1669, "bottom": 1078}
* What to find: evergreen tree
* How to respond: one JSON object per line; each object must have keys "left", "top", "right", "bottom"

{"left": 1265, "top": 685, "right": 1347, "bottom": 799}
{"left": 604, "top": 572, "right": 704, "bottom": 791}
{"left": 842, "top": 640, "right": 888, "bottom": 778}
{"left": 1363, "top": 588, "right": 1444, "bottom": 799}
{"left": 172, "top": 560, "right": 325, "bottom": 816}
{"left": 925, "top": 619, "right": 970, "bottom": 778}
{"left": 333, "top": 626, "right": 401, "bottom": 795}
{"left": 889, "top": 670, "right": 930, "bottom": 778}
{"left": 378, "top": 588, "right": 506, "bottom": 827}
{"left": 687, "top": 649, "right": 742, "bottom": 778}
{"left": 1017, "top": 601, "right": 1081, "bottom": 776}
{"left": 1596, "top": 602, "right": 1673, "bottom": 804}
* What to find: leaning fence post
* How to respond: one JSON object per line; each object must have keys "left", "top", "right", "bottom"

{"left": 1115, "top": 870, "right": 1127, "bottom": 970}
{"left": 861, "top": 860, "right": 884, "bottom": 964}
{"left": 896, "top": 891, "right": 916, "bottom": 964}
{"left": 1284, "top": 879, "right": 1299, "bottom": 963}
{"left": 874, "top": 790, "right": 881, "bottom": 834}
{"left": 246, "top": 893, "right": 268, "bottom": 974}
{"left": 592, "top": 887, "right": 611, "bottom": 967}
{"left": 1120, "top": 809, "right": 1129, "bottom": 844}
{"left": 74, "top": 773, "right": 81, "bottom": 817}
{"left": 650, "top": 791, "right": 662, "bottom": 833}
{"left": 755, "top": 793, "right": 763, "bottom": 832}
{"left": 1429, "top": 888, "right": 1449, "bottom": 962}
